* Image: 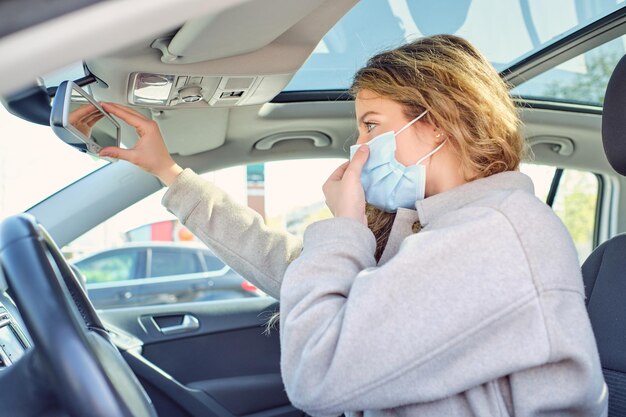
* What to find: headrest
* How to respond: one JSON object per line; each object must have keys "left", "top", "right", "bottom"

{"left": 602, "top": 54, "right": 626, "bottom": 176}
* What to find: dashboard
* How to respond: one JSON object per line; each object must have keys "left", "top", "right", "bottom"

{"left": 0, "top": 294, "right": 30, "bottom": 371}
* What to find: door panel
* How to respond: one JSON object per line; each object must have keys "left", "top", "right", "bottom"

{"left": 100, "top": 297, "right": 301, "bottom": 417}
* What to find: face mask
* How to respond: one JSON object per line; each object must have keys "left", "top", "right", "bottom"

{"left": 349, "top": 110, "right": 446, "bottom": 213}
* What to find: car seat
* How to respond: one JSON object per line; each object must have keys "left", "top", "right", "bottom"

{"left": 582, "top": 52, "right": 626, "bottom": 417}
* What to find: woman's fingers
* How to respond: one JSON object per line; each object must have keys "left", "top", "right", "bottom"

{"left": 102, "top": 102, "right": 146, "bottom": 121}
{"left": 345, "top": 144, "right": 369, "bottom": 180}
{"left": 328, "top": 161, "right": 351, "bottom": 181}
{"left": 322, "top": 147, "right": 368, "bottom": 224}
{"left": 103, "top": 102, "right": 148, "bottom": 120}
{"left": 101, "top": 102, "right": 149, "bottom": 129}
{"left": 322, "top": 161, "right": 349, "bottom": 209}
{"left": 99, "top": 146, "right": 135, "bottom": 162}
{"left": 98, "top": 102, "right": 178, "bottom": 182}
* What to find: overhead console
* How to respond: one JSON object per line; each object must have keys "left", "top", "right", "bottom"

{"left": 128, "top": 72, "right": 291, "bottom": 108}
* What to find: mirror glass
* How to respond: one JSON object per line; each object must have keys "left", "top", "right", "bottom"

{"left": 68, "top": 86, "right": 118, "bottom": 149}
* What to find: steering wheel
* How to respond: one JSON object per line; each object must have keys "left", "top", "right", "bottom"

{"left": 0, "top": 214, "right": 157, "bottom": 417}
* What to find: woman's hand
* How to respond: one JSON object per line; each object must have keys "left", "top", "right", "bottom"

{"left": 322, "top": 144, "right": 369, "bottom": 225}
{"left": 98, "top": 102, "right": 183, "bottom": 186}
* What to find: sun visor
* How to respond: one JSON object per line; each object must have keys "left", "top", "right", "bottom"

{"left": 154, "top": 107, "right": 228, "bottom": 156}
{"left": 154, "top": 0, "right": 326, "bottom": 64}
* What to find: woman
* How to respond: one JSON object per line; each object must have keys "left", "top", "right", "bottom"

{"left": 99, "top": 35, "right": 607, "bottom": 416}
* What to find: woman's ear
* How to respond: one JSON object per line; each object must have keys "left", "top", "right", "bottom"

{"left": 415, "top": 121, "right": 444, "bottom": 146}
{"left": 429, "top": 122, "right": 449, "bottom": 146}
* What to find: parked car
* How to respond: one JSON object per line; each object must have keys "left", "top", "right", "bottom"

{"left": 2, "top": 1, "right": 626, "bottom": 417}
{"left": 72, "top": 243, "right": 263, "bottom": 309}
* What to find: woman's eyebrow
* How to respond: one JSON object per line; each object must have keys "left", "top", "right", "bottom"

{"left": 358, "top": 111, "right": 380, "bottom": 124}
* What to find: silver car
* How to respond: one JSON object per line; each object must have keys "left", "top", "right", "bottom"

{"left": 72, "top": 243, "right": 262, "bottom": 309}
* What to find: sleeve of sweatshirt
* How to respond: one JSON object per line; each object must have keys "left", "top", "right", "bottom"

{"left": 278, "top": 206, "right": 554, "bottom": 416}
{"left": 161, "top": 168, "right": 303, "bottom": 299}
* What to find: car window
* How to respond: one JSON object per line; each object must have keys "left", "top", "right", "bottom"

{"left": 66, "top": 158, "right": 599, "bottom": 308}
{"left": 203, "top": 254, "right": 226, "bottom": 272}
{"left": 75, "top": 250, "right": 141, "bottom": 283}
{"left": 149, "top": 248, "right": 202, "bottom": 278}
{"left": 551, "top": 169, "right": 599, "bottom": 262}
{"left": 0, "top": 106, "right": 107, "bottom": 218}
{"left": 64, "top": 158, "right": 344, "bottom": 309}
{"left": 520, "top": 163, "right": 599, "bottom": 262}
{"left": 286, "top": 0, "right": 625, "bottom": 92}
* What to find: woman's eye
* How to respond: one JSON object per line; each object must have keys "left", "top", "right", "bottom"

{"left": 366, "top": 123, "right": 376, "bottom": 133}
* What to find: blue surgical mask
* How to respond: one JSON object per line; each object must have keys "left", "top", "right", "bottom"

{"left": 349, "top": 110, "right": 446, "bottom": 213}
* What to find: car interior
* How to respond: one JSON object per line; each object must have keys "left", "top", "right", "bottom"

{"left": 1, "top": 0, "right": 626, "bottom": 416}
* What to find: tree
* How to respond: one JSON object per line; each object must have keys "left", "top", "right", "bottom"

{"left": 543, "top": 50, "right": 621, "bottom": 105}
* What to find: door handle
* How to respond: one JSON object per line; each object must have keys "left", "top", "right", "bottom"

{"left": 155, "top": 314, "right": 200, "bottom": 335}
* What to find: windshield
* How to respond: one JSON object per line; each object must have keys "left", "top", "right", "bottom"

{"left": 0, "top": 105, "right": 107, "bottom": 218}
{"left": 285, "top": 0, "right": 626, "bottom": 92}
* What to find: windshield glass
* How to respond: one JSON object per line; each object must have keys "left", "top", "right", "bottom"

{"left": 0, "top": 105, "right": 107, "bottom": 217}
{"left": 285, "top": 0, "right": 626, "bottom": 92}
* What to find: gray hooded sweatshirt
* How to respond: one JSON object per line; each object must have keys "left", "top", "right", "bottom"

{"left": 162, "top": 168, "right": 608, "bottom": 417}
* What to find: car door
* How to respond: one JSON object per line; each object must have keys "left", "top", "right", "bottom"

{"left": 100, "top": 297, "right": 293, "bottom": 417}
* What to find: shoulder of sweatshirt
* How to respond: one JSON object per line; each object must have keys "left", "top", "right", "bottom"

{"left": 422, "top": 187, "right": 584, "bottom": 295}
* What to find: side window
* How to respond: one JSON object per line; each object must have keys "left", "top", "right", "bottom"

{"left": 203, "top": 254, "right": 226, "bottom": 272}
{"left": 551, "top": 169, "right": 599, "bottom": 262}
{"left": 520, "top": 164, "right": 599, "bottom": 262}
{"left": 75, "top": 250, "right": 141, "bottom": 283}
{"left": 149, "top": 249, "right": 202, "bottom": 278}
{"left": 63, "top": 158, "right": 344, "bottom": 309}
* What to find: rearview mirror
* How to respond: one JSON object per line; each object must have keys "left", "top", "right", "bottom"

{"left": 50, "top": 81, "right": 120, "bottom": 159}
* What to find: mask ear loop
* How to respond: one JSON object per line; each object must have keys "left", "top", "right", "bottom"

{"left": 395, "top": 109, "right": 429, "bottom": 136}
{"left": 416, "top": 139, "right": 447, "bottom": 165}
